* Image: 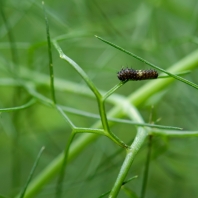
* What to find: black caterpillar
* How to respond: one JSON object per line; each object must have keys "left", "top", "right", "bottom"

{"left": 117, "top": 68, "right": 158, "bottom": 81}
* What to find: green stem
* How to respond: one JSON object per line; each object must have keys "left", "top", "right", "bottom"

{"left": 105, "top": 131, "right": 129, "bottom": 149}
{"left": 57, "top": 105, "right": 182, "bottom": 130}
{"left": 53, "top": 40, "right": 101, "bottom": 99}
{"left": 99, "top": 99, "right": 128, "bottom": 148}
{"left": 109, "top": 127, "right": 148, "bottom": 198}
{"left": 128, "top": 49, "right": 198, "bottom": 107}
{"left": 98, "top": 176, "right": 138, "bottom": 198}
{"left": 150, "top": 129, "right": 198, "bottom": 137}
{"left": 75, "top": 128, "right": 105, "bottom": 135}
{"left": 42, "top": 2, "right": 56, "bottom": 104}
{"left": 96, "top": 35, "right": 198, "bottom": 90}
{"left": 103, "top": 81, "right": 126, "bottom": 101}
{"left": 108, "top": 103, "right": 147, "bottom": 197}
{"left": 25, "top": 83, "right": 54, "bottom": 107}
{"left": 19, "top": 147, "right": 45, "bottom": 198}
{"left": 0, "top": 98, "right": 36, "bottom": 112}
{"left": 56, "top": 105, "right": 76, "bottom": 129}
{"left": 140, "top": 136, "right": 152, "bottom": 198}
{"left": 56, "top": 131, "right": 75, "bottom": 198}
{"left": 97, "top": 98, "right": 110, "bottom": 131}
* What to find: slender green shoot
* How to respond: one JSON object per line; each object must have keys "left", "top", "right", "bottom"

{"left": 56, "top": 108, "right": 105, "bottom": 145}
{"left": 109, "top": 128, "right": 148, "bottom": 197}
{"left": 55, "top": 106, "right": 104, "bottom": 197}
{"left": 122, "top": 175, "right": 138, "bottom": 185}
{"left": 95, "top": 35, "right": 198, "bottom": 90}
{"left": 103, "top": 81, "right": 127, "bottom": 101}
{"left": 122, "top": 186, "right": 139, "bottom": 198}
{"left": 56, "top": 131, "right": 75, "bottom": 198}
{"left": 150, "top": 129, "right": 198, "bottom": 137}
{"left": 42, "top": 1, "right": 56, "bottom": 104}
{"left": 75, "top": 128, "right": 105, "bottom": 135}
{"left": 55, "top": 106, "right": 76, "bottom": 198}
{"left": 25, "top": 84, "right": 54, "bottom": 107}
{"left": 107, "top": 118, "right": 182, "bottom": 130}
{"left": 98, "top": 176, "right": 138, "bottom": 198}
{"left": 158, "top": 70, "right": 191, "bottom": 78}
{"left": 108, "top": 103, "right": 148, "bottom": 197}
{"left": 59, "top": 105, "right": 182, "bottom": 130}
{"left": 19, "top": 147, "right": 45, "bottom": 198}
{"left": 55, "top": 107, "right": 104, "bottom": 197}
{"left": 0, "top": 98, "right": 36, "bottom": 112}
{"left": 140, "top": 136, "right": 152, "bottom": 198}
{"left": 53, "top": 40, "right": 101, "bottom": 99}
{"left": 56, "top": 105, "right": 76, "bottom": 129}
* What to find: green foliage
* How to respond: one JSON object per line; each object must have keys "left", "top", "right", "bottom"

{"left": 0, "top": 0, "right": 198, "bottom": 198}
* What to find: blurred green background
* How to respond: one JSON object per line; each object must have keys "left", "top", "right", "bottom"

{"left": 0, "top": 0, "right": 198, "bottom": 197}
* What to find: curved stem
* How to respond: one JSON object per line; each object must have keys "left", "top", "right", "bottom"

{"left": 53, "top": 40, "right": 101, "bottom": 99}
{"left": 103, "top": 81, "right": 126, "bottom": 101}
{"left": 56, "top": 105, "right": 76, "bottom": 129}
{"left": 43, "top": 2, "right": 56, "bottom": 104}
{"left": 140, "top": 135, "right": 152, "bottom": 198}
{"left": 56, "top": 131, "right": 75, "bottom": 198}
{"left": 99, "top": 99, "right": 128, "bottom": 148}
{"left": 19, "top": 147, "right": 45, "bottom": 198}
{"left": 98, "top": 99, "right": 110, "bottom": 131}
{"left": 0, "top": 98, "right": 36, "bottom": 112}
{"left": 109, "top": 127, "right": 148, "bottom": 198}
{"left": 109, "top": 103, "right": 148, "bottom": 197}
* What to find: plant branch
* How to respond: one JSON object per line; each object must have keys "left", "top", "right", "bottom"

{"left": 55, "top": 131, "right": 75, "bottom": 198}
{"left": 150, "top": 129, "right": 198, "bottom": 137}
{"left": 16, "top": 44, "right": 198, "bottom": 198}
{"left": 53, "top": 40, "right": 101, "bottom": 99}
{"left": 140, "top": 136, "right": 152, "bottom": 198}
{"left": 0, "top": 98, "right": 36, "bottom": 112}
{"left": 42, "top": 1, "right": 56, "bottom": 104}
{"left": 95, "top": 35, "right": 198, "bottom": 90}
